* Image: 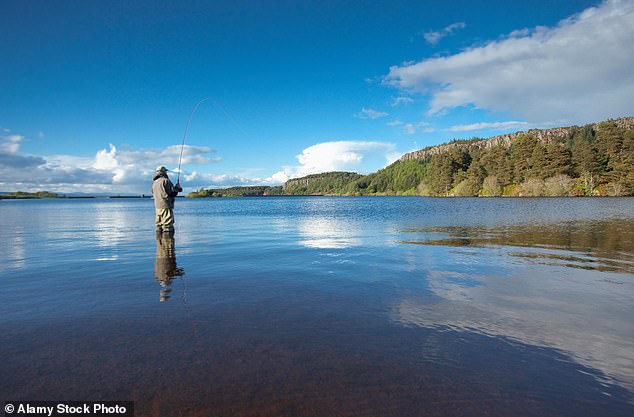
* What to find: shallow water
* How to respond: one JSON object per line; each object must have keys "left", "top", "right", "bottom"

{"left": 1, "top": 197, "right": 633, "bottom": 416}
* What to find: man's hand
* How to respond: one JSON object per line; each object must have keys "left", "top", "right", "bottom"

{"left": 176, "top": 183, "right": 183, "bottom": 192}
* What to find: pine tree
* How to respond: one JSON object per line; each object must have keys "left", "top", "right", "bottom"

{"left": 543, "top": 142, "right": 572, "bottom": 178}
{"left": 511, "top": 135, "right": 536, "bottom": 183}
{"left": 464, "top": 160, "right": 486, "bottom": 195}
{"left": 481, "top": 145, "right": 512, "bottom": 186}
{"left": 528, "top": 143, "right": 548, "bottom": 179}
{"left": 571, "top": 137, "right": 600, "bottom": 176}
{"left": 428, "top": 154, "right": 455, "bottom": 195}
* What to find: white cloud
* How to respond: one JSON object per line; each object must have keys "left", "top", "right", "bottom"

{"left": 386, "top": 120, "right": 404, "bottom": 126}
{"left": 354, "top": 107, "right": 389, "bottom": 119}
{"left": 89, "top": 143, "right": 221, "bottom": 186}
{"left": 391, "top": 96, "right": 414, "bottom": 107}
{"left": 0, "top": 134, "right": 25, "bottom": 154}
{"left": 116, "top": 144, "right": 220, "bottom": 167}
{"left": 385, "top": 0, "right": 634, "bottom": 124}
{"left": 93, "top": 144, "right": 120, "bottom": 170}
{"left": 0, "top": 142, "right": 19, "bottom": 154}
{"left": 422, "top": 21, "right": 466, "bottom": 45}
{"left": 447, "top": 120, "right": 529, "bottom": 132}
{"left": 270, "top": 171, "right": 290, "bottom": 184}
{"left": 270, "top": 141, "right": 398, "bottom": 182}
{"left": 182, "top": 171, "right": 273, "bottom": 188}
{"left": 403, "top": 122, "right": 433, "bottom": 135}
{"left": 404, "top": 124, "right": 416, "bottom": 134}
{"left": 0, "top": 137, "right": 223, "bottom": 194}
{"left": 5, "top": 135, "right": 24, "bottom": 143}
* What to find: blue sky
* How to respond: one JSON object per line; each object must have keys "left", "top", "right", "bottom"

{"left": 1, "top": 0, "right": 633, "bottom": 193}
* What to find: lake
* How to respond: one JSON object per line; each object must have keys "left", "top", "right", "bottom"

{"left": 1, "top": 197, "right": 633, "bottom": 416}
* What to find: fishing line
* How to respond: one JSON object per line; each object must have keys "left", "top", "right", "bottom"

{"left": 209, "top": 99, "right": 251, "bottom": 138}
{"left": 173, "top": 98, "right": 248, "bottom": 337}
{"left": 177, "top": 97, "right": 210, "bottom": 184}
{"left": 176, "top": 97, "right": 250, "bottom": 183}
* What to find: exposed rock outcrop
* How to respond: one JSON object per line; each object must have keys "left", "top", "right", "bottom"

{"left": 399, "top": 117, "right": 634, "bottom": 162}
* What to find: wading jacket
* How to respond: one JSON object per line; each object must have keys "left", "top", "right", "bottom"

{"left": 152, "top": 173, "right": 179, "bottom": 209}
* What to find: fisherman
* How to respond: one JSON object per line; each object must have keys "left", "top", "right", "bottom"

{"left": 152, "top": 166, "right": 183, "bottom": 233}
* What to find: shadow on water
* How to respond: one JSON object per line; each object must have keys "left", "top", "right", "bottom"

{"left": 153, "top": 231, "right": 185, "bottom": 302}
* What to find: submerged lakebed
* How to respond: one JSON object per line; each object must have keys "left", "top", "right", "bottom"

{"left": 1, "top": 197, "right": 633, "bottom": 416}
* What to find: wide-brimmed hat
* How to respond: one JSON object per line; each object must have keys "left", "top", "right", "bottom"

{"left": 156, "top": 166, "right": 169, "bottom": 172}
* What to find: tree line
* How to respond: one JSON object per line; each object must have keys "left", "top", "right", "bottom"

{"left": 0, "top": 191, "right": 64, "bottom": 199}
{"left": 188, "top": 186, "right": 283, "bottom": 197}
{"left": 343, "top": 120, "right": 633, "bottom": 197}
{"left": 189, "top": 119, "right": 634, "bottom": 197}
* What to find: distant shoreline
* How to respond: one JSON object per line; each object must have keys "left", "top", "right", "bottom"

{"left": 4, "top": 194, "right": 632, "bottom": 201}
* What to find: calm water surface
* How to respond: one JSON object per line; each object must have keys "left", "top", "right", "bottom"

{"left": 1, "top": 197, "right": 633, "bottom": 416}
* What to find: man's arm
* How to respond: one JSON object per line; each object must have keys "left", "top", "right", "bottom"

{"left": 165, "top": 179, "right": 181, "bottom": 197}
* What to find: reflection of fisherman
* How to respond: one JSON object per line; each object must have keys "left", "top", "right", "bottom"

{"left": 152, "top": 166, "right": 183, "bottom": 233}
{"left": 154, "top": 231, "right": 184, "bottom": 302}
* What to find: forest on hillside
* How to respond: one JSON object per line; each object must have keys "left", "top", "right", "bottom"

{"left": 282, "top": 172, "right": 364, "bottom": 195}
{"left": 187, "top": 185, "right": 283, "bottom": 197}
{"left": 354, "top": 120, "right": 634, "bottom": 197}
{"left": 189, "top": 120, "right": 634, "bottom": 197}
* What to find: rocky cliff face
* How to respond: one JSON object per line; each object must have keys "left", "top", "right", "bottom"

{"left": 399, "top": 117, "right": 634, "bottom": 162}
{"left": 283, "top": 177, "right": 315, "bottom": 190}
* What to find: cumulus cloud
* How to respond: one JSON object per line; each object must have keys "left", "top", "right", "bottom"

{"left": 0, "top": 133, "right": 401, "bottom": 193}
{"left": 0, "top": 136, "right": 223, "bottom": 194}
{"left": 88, "top": 143, "right": 221, "bottom": 186}
{"left": 270, "top": 141, "right": 399, "bottom": 183}
{"left": 385, "top": 0, "right": 634, "bottom": 124}
{"left": 354, "top": 107, "right": 389, "bottom": 119}
{"left": 422, "top": 21, "right": 466, "bottom": 45}
{"left": 447, "top": 120, "right": 529, "bottom": 132}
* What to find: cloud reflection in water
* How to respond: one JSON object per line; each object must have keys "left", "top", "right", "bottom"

{"left": 395, "top": 221, "right": 634, "bottom": 392}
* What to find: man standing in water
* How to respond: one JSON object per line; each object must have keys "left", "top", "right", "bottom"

{"left": 152, "top": 166, "right": 183, "bottom": 233}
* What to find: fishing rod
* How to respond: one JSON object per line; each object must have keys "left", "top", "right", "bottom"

{"left": 176, "top": 97, "right": 250, "bottom": 184}
{"left": 176, "top": 97, "right": 210, "bottom": 184}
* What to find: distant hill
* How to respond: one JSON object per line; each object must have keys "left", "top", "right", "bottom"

{"left": 399, "top": 116, "right": 634, "bottom": 163}
{"left": 382, "top": 117, "right": 634, "bottom": 197}
{"left": 0, "top": 191, "right": 64, "bottom": 199}
{"left": 189, "top": 117, "right": 634, "bottom": 197}
{"left": 188, "top": 172, "right": 363, "bottom": 198}
{"left": 188, "top": 186, "right": 283, "bottom": 197}
{"left": 283, "top": 172, "right": 364, "bottom": 195}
